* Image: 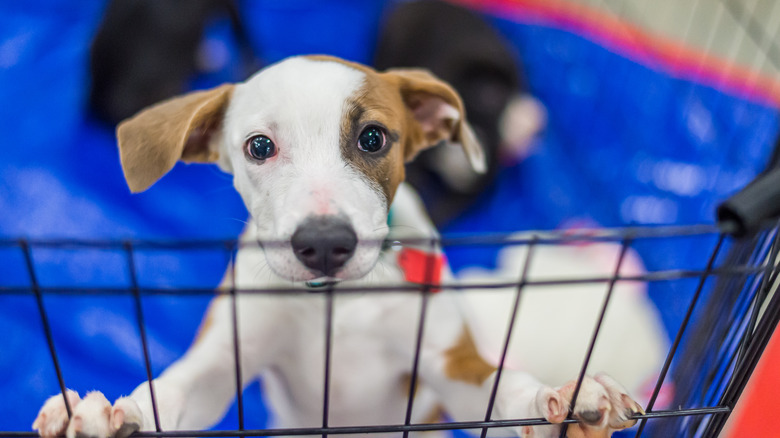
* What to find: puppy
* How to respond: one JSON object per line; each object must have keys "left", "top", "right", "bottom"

{"left": 33, "top": 56, "right": 641, "bottom": 438}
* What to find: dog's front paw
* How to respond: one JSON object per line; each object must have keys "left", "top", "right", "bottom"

{"left": 592, "top": 373, "right": 645, "bottom": 430}
{"left": 33, "top": 390, "right": 82, "bottom": 437}
{"left": 109, "top": 397, "right": 143, "bottom": 438}
{"left": 549, "top": 374, "right": 644, "bottom": 436}
{"left": 33, "top": 391, "right": 142, "bottom": 438}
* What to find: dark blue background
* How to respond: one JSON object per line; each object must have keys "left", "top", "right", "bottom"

{"left": 1, "top": 0, "right": 777, "bottom": 434}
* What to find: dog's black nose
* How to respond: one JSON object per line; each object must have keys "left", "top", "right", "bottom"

{"left": 291, "top": 216, "right": 357, "bottom": 276}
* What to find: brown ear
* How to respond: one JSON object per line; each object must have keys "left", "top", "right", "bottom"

{"left": 382, "top": 68, "right": 485, "bottom": 173}
{"left": 116, "top": 83, "right": 235, "bottom": 193}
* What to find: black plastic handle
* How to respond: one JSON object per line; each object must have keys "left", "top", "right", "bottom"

{"left": 717, "top": 167, "right": 780, "bottom": 237}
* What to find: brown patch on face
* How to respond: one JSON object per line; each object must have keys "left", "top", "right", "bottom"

{"left": 305, "top": 55, "right": 481, "bottom": 205}
{"left": 338, "top": 70, "right": 408, "bottom": 204}
{"left": 444, "top": 328, "right": 496, "bottom": 386}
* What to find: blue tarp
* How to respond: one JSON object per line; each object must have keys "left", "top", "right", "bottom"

{"left": 1, "top": 0, "right": 777, "bottom": 434}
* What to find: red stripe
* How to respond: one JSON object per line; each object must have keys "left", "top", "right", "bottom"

{"left": 448, "top": 0, "right": 780, "bottom": 107}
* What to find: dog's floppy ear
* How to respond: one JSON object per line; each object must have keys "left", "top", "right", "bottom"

{"left": 383, "top": 68, "right": 485, "bottom": 173}
{"left": 116, "top": 83, "right": 235, "bottom": 193}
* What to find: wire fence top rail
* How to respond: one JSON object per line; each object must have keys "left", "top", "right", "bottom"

{"left": 0, "top": 263, "right": 772, "bottom": 296}
{"left": 0, "top": 223, "right": 728, "bottom": 251}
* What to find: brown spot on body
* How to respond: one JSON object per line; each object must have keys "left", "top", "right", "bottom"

{"left": 401, "top": 373, "right": 419, "bottom": 399}
{"left": 399, "top": 374, "right": 445, "bottom": 425}
{"left": 193, "top": 295, "right": 225, "bottom": 345}
{"left": 444, "top": 328, "right": 496, "bottom": 385}
{"left": 421, "top": 404, "right": 445, "bottom": 425}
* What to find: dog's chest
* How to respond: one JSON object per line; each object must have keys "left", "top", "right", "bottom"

{"left": 265, "top": 294, "right": 420, "bottom": 416}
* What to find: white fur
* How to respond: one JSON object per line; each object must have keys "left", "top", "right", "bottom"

{"left": 33, "top": 57, "right": 643, "bottom": 438}
{"left": 459, "top": 240, "right": 668, "bottom": 404}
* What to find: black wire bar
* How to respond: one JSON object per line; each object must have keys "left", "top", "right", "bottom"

{"left": 321, "top": 286, "right": 334, "bottom": 438}
{"left": 4, "top": 263, "right": 775, "bottom": 297}
{"left": 228, "top": 242, "right": 245, "bottom": 433}
{"left": 735, "top": 226, "right": 780, "bottom": 368}
{"left": 480, "top": 236, "right": 538, "bottom": 438}
{"left": 702, "top": 226, "right": 780, "bottom": 435}
{"left": 662, "top": 237, "right": 756, "bottom": 433}
{"left": 20, "top": 241, "right": 72, "bottom": 419}
{"left": 401, "top": 238, "right": 437, "bottom": 438}
{"left": 124, "top": 242, "right": 162, "bottom": 433}
{"left": 0, "top": 223, "right": 727, "bottom": 251}
{"left": 693, "top": 228, "right": 780, "bottom": 425}
{"left": 0, "top": 406, "right": 731, "bottom": 438}
{"left": 634, "top": 233, "right": 727, "bottom": 437}
{"left": 560, "top": 239, "right": 631, "bottom": 438}
{"left": 704, "top": 228, "right": 778, "bottom": 408}
{"left": 698, "top": 270, "right": 762, "bottom": 411}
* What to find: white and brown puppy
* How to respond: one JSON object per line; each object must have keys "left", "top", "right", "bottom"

{"left": 32, "top": 56, "right": 642, "bottom": 438}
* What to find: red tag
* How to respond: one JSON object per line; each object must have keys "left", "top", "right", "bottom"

{"left": 397, "top": 248, "right": 445, "bottom": 291}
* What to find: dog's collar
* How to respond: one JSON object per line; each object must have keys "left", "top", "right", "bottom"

{"left": 385, "top": 200, "right": 445, "bottom": 291}
{"left": 397, "top": 247, "right": 445, "bottom": 291}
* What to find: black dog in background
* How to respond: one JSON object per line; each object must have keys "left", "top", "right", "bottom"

{"left": 89, "top": 0, "right": 254, "bottom": 125}
{"left": 89, "top": 0, "right": 544, "bottom": 226}
{"left": 375, "top": 0, "right": 545, "bottom": 226}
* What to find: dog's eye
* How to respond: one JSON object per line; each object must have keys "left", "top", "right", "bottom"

{"left": 357, "top": 126, "right": 386, "bottom": 153}
{"left": 247, "top": 135, "right": 277, "bottom": 161}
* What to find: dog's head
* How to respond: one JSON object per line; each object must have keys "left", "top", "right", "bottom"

{"left": 117, "top": 55, "right": 483, "bottom": 283}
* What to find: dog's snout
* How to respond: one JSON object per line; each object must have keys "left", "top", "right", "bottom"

{"left": 291, "top": 216, "right": 358, "bottom": 276}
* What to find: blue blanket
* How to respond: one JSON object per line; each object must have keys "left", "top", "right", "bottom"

{"left": 1, "top": 0, "right": 777, "bottom": 433}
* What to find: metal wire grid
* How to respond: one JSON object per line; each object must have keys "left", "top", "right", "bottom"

{"left": 2, "top": 222, "right": 778, "bottom": 437}
{"left": 655, "top": 224, "right": 780, "bottom": 437}
{"left": 580, "top": 0, "right": 780, "bottom": 78}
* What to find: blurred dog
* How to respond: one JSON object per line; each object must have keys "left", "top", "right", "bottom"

{"left": 458, "top": 238, "right": 670, "bottom": 409}
{"left": 375, "top": 0, "right": 546, "bottom": 226}
{"left": 89, "top": 0, "right": 254, "bottom": 124}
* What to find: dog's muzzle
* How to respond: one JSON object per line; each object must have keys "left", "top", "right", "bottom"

{"left": 291, "top": 216, "right": 357, "bottom": 277}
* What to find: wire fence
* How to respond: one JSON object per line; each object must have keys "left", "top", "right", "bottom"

{"left": 3, "top": 221, "right": 779, "bottom": 437}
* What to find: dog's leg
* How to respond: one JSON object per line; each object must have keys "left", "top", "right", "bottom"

{"left": 33, "top": 294, "right": 283, "bottom": 438}
{"left": 410, "top": 294, "right": 642, "bottom": 438}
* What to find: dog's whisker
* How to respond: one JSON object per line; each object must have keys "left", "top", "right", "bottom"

{"left": 387, "top": 224, "right": 427, "bottom": 233}
{"left": 252, "top": 262, "right": 272, "bottom": 283}
{"left": 228, "top": 217, "right": 252, "bottom": 226}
